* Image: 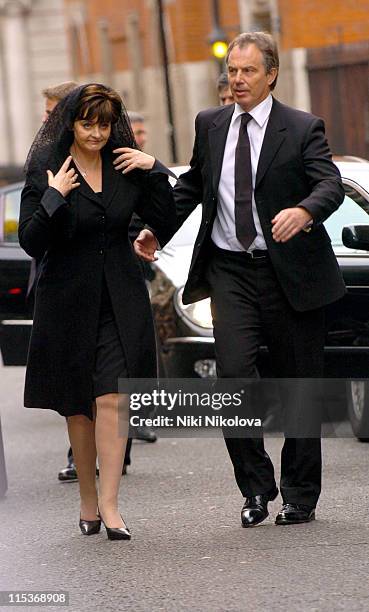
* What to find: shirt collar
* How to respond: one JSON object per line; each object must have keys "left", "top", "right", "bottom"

{"left": 231, "top": 94, "right": 273, "bottom": 128}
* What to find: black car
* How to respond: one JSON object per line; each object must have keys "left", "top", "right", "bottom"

{"left": 156, "top": 160, "right": 369, "bottom": 438}
{"left": 0, "top": 182, "right": 32, "bottom": 365}
{"left": 341, "top": 224, "right": 369, "bottom": 440}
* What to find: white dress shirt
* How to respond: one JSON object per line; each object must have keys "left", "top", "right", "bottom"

{"left": 211, "top": 94, "right": 273, "bottom": 251}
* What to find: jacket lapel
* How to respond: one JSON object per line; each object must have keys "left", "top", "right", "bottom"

{"left": 208, "top": 104, "right": 234, "bottom": 195}
{"left": 255, "top": 98, "right": 286, "bottom": 188}
{"left": 71, "top": 160, "right": 103, "bottom": 206}
{"left": 102, "top": 148, "right": 119, "bottom": 209}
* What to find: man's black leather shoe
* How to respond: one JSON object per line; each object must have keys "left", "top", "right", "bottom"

{"left": 275, "top": 503, "right": 315, "bottom": 525}
{"left": 59, "top": 459, "right": 101, "bottom": 482}
{"left": 241, "top": 487, "right": 278, "bottom": 527}
{"left": 58, "top": 459, "right": 78, "bottom": 482}
{"left": 134, "top": 425, "right": 157, "bottom": 443}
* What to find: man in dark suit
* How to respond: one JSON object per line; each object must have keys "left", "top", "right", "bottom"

{"left": 135, "top": 31, "right": 345, "bottom": 526}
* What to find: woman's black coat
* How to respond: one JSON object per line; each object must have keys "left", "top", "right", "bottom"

{"left": 19, "top": 151, "right": 176, "bottom": 419}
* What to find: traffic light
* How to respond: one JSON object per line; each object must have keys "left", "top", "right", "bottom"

{"left": 211, "top": 39, "right": 228, "bottom": 60}
{"left": 208, "top": 0, "right": 228, "bottom": 71}
{"left": 208, "top": 24, "right": 228, "bottom": 71}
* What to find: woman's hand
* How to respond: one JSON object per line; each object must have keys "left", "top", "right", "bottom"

{"left": 47, "top": 155, "right": 80, "bottom": 197}
{"left": 133, "top": 229, "right": 159, "bottom": 262}
{"left": 113, "top": 147, "right": 155, "bottom": 173}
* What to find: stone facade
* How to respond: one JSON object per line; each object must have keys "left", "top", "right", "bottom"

{"left": 0, "top": 0, "right": 72, "bottom": 165}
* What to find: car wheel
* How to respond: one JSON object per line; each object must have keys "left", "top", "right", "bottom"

{"left": 347, "top": 380, "right": 369, "bottom": 442}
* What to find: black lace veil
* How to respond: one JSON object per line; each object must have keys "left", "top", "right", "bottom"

{"left": 24, "top": 84, "right": 137, "bottom": 192}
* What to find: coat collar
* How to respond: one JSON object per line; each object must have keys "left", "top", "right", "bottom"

{"left": 208, "top": 103, "right": 234, "bottom": 194}
{"left": 255, "top": 97, "right": 286, "bottom": 188}
{"left": 72, "top": 147, "right": 119, "bottom": 208}
{"left": 208, "top": 96, "right": 287, "bottom": 194}
{"left": 102, "top": 147, "right": 119, "bottom": 209}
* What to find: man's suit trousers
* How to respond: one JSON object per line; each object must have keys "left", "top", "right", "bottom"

{"left": 206, "top": 243, "right": 324, "bottom": 507}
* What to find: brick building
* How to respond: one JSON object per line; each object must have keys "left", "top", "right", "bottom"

{"left": 277, "top": 0, "right": 369, "bottom": 157}
{"left": 1, "top": 1, "right": 367, "bottom": 166}
{"left": 64, "top": 0, "right": 240, "bottom": 164}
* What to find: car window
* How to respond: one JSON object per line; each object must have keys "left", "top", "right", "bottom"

{"left": 164, "top": 205, "right": 202, "bottom": 248}
{"left": 324, "top": 184, "right": 369, "bottom": 252}
{"left": 3, "top": 188, "right": 21, "bottom": 243}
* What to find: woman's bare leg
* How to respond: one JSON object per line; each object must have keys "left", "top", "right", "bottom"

{"left": 67, "top": 409, "right": 98, "bottom": 521}
{"left": 95, "top": 393, "right": 129, "bottom": 528}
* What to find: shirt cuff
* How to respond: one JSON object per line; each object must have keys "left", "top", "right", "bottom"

{"left": 302, "top": 219, "right": 313, "bottom": 233}
{"left": 41, "top": 187, "right": 67, "bottom": 218}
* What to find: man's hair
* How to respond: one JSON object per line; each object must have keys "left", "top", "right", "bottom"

{"left": 42, "top": 81, "right": 79, "bottom": 101}
{"left": 127, "top": 111, "right": 145, "bottom": 124}
{"left": 226, "top": 31, "right": 279, "bottom": 90}
{"left": 216, "top": 72, "right": 229, "bottom": 92}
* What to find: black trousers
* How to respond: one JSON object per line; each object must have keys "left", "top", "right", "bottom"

{"left": 206, "top": 244, "right": 324, "bottom": 508}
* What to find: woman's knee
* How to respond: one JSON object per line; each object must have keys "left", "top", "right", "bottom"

{"left": 67, "top": 414, "right": 93, "bottom": 427}
{"left": 96, "top": 393, "right": 129, "bottom": 419}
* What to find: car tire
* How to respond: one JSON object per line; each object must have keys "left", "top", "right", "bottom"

{"left": 347, "top": 380, "right": 369, "bottom": 442}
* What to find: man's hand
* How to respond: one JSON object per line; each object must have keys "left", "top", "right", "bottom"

{"left": 134, "top": 229, "right": 159, "bottom": 262}
{"left": 271, "top": 207, "right": 313, "bottom": 243}
{"left": 47, "top": 156, "right": 80, "bottom": 197}
{"left": 113, "top": 147, "right": 155, "bottom": 173}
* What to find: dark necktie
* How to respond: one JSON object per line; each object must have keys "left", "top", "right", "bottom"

{"left": 235, "top": 112, "right": 256, "bottom": 250}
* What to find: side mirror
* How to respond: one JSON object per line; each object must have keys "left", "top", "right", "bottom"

{"left": 342, "top": 225, "right": 369, "bottom": 251}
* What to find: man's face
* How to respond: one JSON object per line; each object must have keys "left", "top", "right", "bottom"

{"left": 227, "top": 44, "right": 277, "bottom": 112}
{"left": 218, "top": 86, "right": 234, "bottom": 106}
{"left": 131, "top": 121, "right": 147, "bottom": 151}
{"left": 42, "top": 97, "right": 58, "bottom": 123}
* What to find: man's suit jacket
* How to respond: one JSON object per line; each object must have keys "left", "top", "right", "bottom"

{"left": 173, "top": 97, "right": 346, "bottom": 312}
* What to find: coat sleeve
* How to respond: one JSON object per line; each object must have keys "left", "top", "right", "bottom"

{"left": 297, "top": 117, "right": 345, "bottom": 224}
{"left": 18, "top": 184, "right": 68, "bottom": 258}
{"left": 128, "top": 212, "right": 145, "bottom": 243}
{"left": 134, "top": 163, "right": 177, "bottom": 247}
{"left": 172, "top": 113, "right": 204, "bottom": 231}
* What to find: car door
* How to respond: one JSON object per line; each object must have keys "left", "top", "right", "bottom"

{"left": 0, "top": 183, "right": 32, "bottom": 365}
{"left": 324, "top": 178, "right": 369, "bottom": 378}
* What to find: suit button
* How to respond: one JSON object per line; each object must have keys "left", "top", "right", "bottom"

{"left": 205, "top": 220, "right": 209, "bottom": 225}
{"left": 197, "top": 242, "right": 201, "bottom": 248}
{"left": 99, "top": 250, "right": 103, "bottom": 254}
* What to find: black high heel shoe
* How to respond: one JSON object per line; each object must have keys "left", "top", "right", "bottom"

{"left": 98, "top": 511, "right": 131, "bottom": 541}
{"left": 79, "top": 516, "right": 101, "bottom": 536}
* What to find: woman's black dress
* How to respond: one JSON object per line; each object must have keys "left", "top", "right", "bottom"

{"left": 92, "top": 194, "right": 128, "bottom": 398}
{"left": 19, "top": 153, "right": 175, "bottom": 419}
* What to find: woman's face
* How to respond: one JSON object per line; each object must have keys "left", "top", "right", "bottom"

{"left": 73, "top": 118, "right": 111, "bottom": 153}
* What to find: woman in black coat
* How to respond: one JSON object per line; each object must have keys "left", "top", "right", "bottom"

{"left": 19, "top": 84, "right": 176, "bottom": 540}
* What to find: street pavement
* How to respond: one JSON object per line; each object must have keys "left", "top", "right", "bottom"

{"left": 1, "top": 366, "right": 369, "bottom": 612}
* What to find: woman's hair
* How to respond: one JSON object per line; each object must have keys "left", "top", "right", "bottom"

{"left": 25, "top": 83, "right": 137, "bottom": 190}
{"left": 71, "top": 83, "right": 122, "bottom": 126}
